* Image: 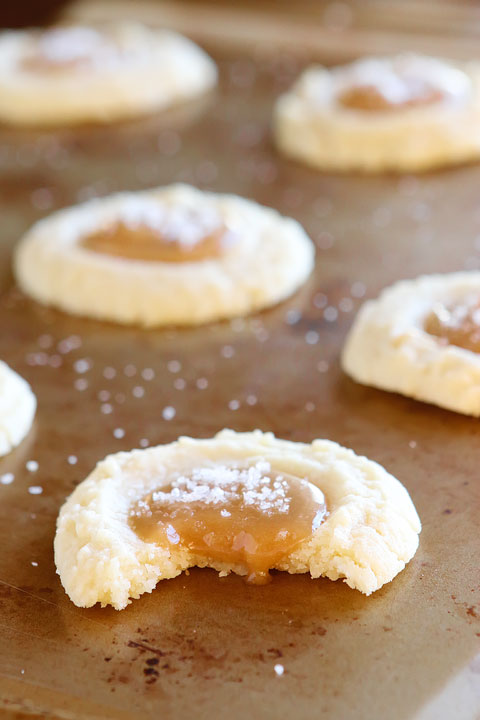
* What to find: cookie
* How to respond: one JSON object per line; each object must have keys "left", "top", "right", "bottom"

{"left": 0, "top": 23, "right": 216, "bottom": 125}
{"left": 54, "top": 430, "right": 421, "bottom": 610}
{"left": 0, "top": 361, "right": 36, "bottom": 456}
{"left": 14, "top": 184, "right": 315, "bottom": 326}
{"left": 273, "top": 54, "right": 480, "bottom": 172}
{"left": 342, "top": 272, "right": 480, "bottom": 415}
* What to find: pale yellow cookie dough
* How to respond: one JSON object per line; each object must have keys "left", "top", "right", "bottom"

{"left": 342, "top": 272, "right": 480, "bottom": 416}
{"left": 273, "top": 54, "right": 480, "bottom": 172}
{"left": 0, "top": 23, "right": 217, "bottom": 125}
{"left": 0, "top": 360, "right": 36, "bottom": 456}
{"left": 14, "top": 184, "right": 315, "bottom": 327}
{"left": 54, "top": 430, "right": 421, "bottom": 610}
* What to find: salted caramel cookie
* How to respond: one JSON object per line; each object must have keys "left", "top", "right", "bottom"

{"left": 273, "top": 54, "right": 480, "bottom": 172}
{"left": 54, "top": 430, "right": 421, "bottom": 610}
{"left": 342, "top": 272, "right": 480, "bottom": 415}
{"left": 0, "top": 361, "right": 36, "bottom": 456}
{"left": 14, "top": 184, "right": 314, "bottom": 326}
{"left": 0, "top": 23, "right": 217, "bottom": 125}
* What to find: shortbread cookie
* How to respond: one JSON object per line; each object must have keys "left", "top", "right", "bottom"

{"left": 14, "top": 184, "right": 314, "bottom": 327}
{"left": 0, "top": 23, "right": 216, "bottom": 125}
{"left": 342, "top": 272, "right": 480, "bottom": 415}
{"left": 54, "top": 429, "right": 421, "bottom": 610}
{"left": 0, "top": 361, "right": 36, "bottom": 456}
{"left": 273, "top": 54, "right": 480, "bottom": 172}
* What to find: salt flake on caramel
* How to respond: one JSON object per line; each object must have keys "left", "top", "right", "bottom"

{"left": 21, "top": 27, "right": 121, "bottom": 73}
{"left": 129, "top": 462, "right": 327, "bottom": 584}
{"left": 80, "top": 202, "right": 237, "bottom": 263}
{"left": 424, "top": 298, "right": 480, "bottom": 352}
{"left": 338, "top": 79, "right": 445, "bottom": 112}
{"left": 335, "top": 57, "right": 465, "bottom": 112}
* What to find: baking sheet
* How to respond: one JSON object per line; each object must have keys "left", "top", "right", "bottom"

{"left": 0, "top": 41, "right": 479, "bottom": 720}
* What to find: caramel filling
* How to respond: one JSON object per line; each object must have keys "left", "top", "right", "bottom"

{"left": 81, "top": 220, "right": 233, "bottom": 263}
{"left": 129, "top": 462, "right": 327, "bottom": 584}
{"left": 338, "top": 79, "right": 445, "bottom": 112}
{"left": 424, "top": 300, "right": 480, "bottom": 352}
{"left": 21, "top": 27, "right": 119, "bottom": 73}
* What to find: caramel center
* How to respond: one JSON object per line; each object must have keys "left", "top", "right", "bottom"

{"left": 21, "top": 27, "right": 118, "bottom": 73}
{"left": 80, "top": 215, "right": 234, "bottom": 264}
{"left": 338, "top": 78, "right": 445, "bottom": 112}
{"left": 424, "top": 300, "right": 480, "bottom": 353}
{"left": 129, "top": 462, "right": 327, "bottom": 584}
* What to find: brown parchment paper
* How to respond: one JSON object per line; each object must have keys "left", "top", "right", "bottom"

{"left": 0, "top": 43, "right": 479, "bottom": 720}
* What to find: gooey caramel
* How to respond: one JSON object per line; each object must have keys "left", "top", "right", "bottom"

{"left": 129, "top": 462, "right": 327, "bottom": 584}
{"left": 21, "top": 27, "right": 119, "bottom": 73}
{"left": 338, "top": 78, "right": 444, "bottom": 112}
{"left": 81, "top": 222, "right": 231, "bottom": 263}
{"left": 80, "top": 204, "right": 236, "bottom": 263}
{"left": 424, "top": 299, "right": 480, "bottom": 352}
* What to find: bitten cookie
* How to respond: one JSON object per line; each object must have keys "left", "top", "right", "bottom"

{"left": 0, "top": 23, "right": 216, "bottom": 125}
{"left": 14, "top": 184, "right": 315, "bottom": 327}
{"left": 0, "top": 361, "right": 36, "bottom": 456}
{"left": 54, "top": 430, "right": 421, "bottom": 610}
{"left": 342, "top": 272, "right": 480, "bottom": 415}
{"left": 273, "top": 54, "right": 480, "bottom": 172}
